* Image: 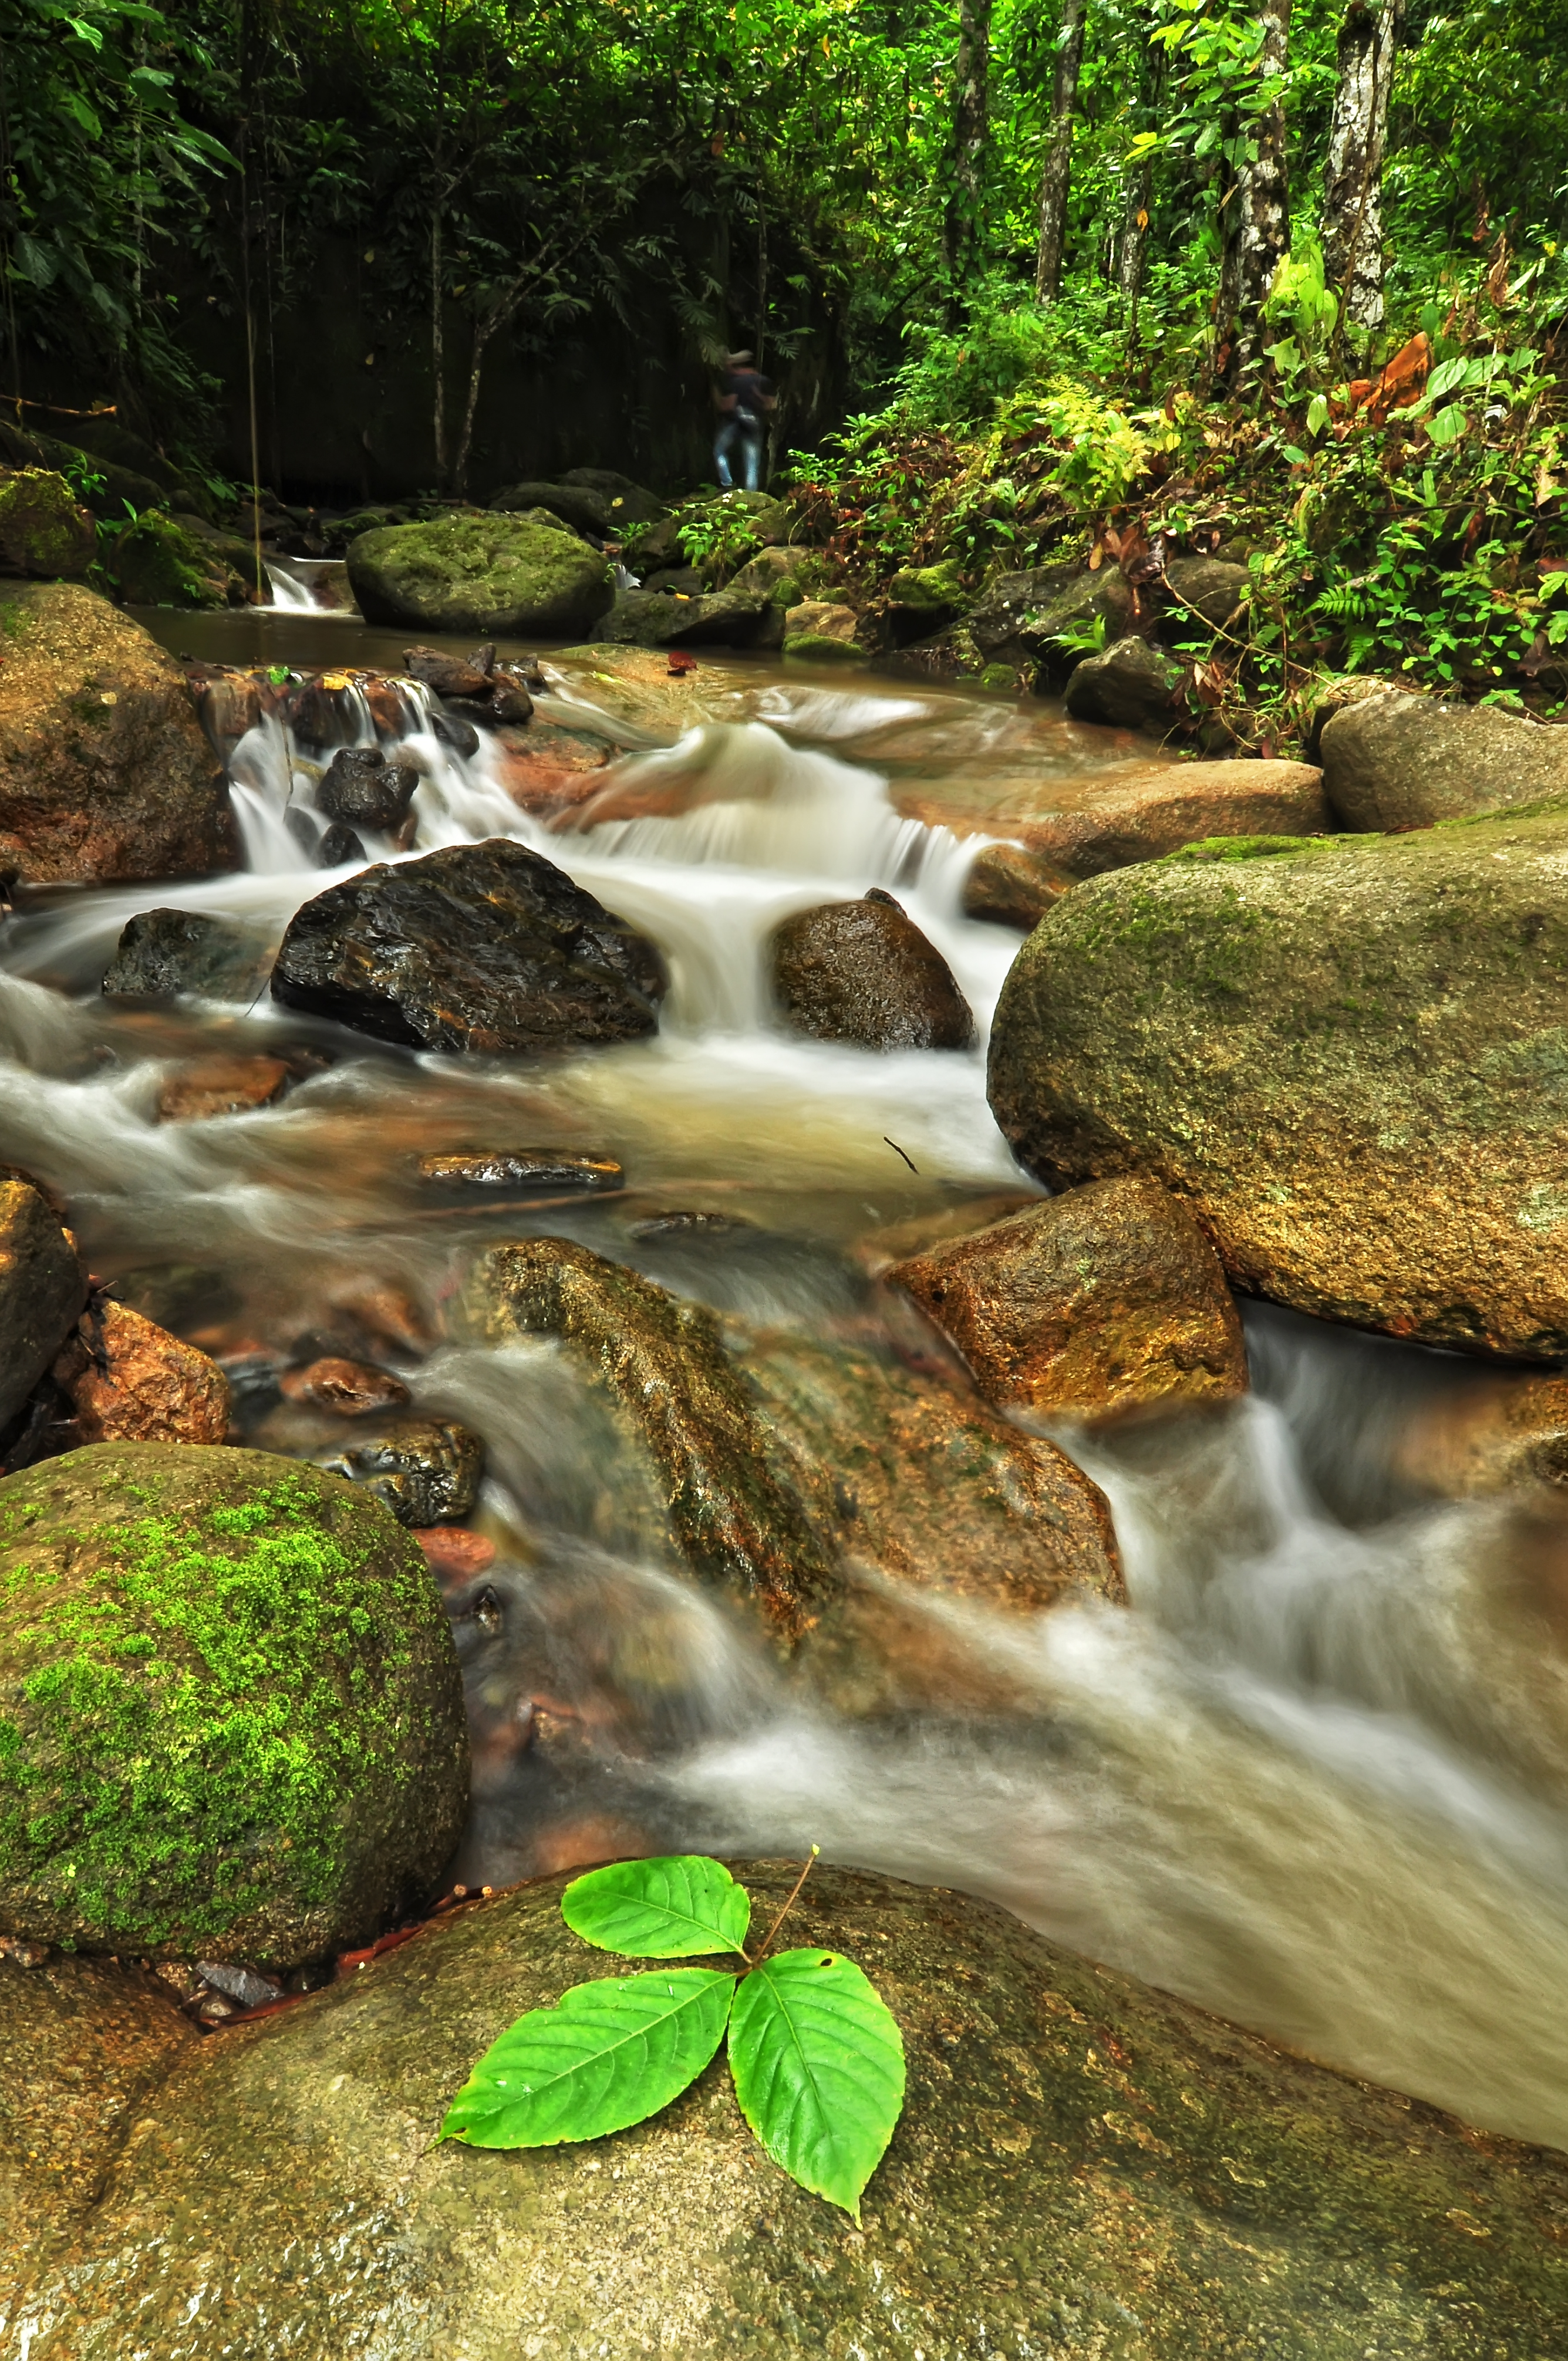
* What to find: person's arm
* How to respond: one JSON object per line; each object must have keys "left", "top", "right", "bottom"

{"left": 714, "top": 384, "right": 737, "bottom": 413}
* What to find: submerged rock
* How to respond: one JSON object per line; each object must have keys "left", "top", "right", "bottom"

{"left": 0, "top": 583, "right": 231, "bottom": 886}
{"left": 318, "top": 1418, "right": 483, "bottom": 1526}
{"left": 55, "top": 1300, "right": 231, "bottom": 1445}
{"left": 987, "top": 810, "right": 1568, "bottom": 1358}
{"left": 769, "top": 892, "right": 974, "bottom": 1051}
{"left": 156, "top": 1053, "right": 290, "bottom": 1122}
{"left": 318, "top": 745, "right": 419, "bottom": 831}
{"left": 888, "top": 1176, "right": 1248, "bottom": 1424}
{"left": 279, "top": 1358, "right": 413, "bottom": 1417}
{"left": 270, "top": 839, "right": 667, "bottom": 1055}
{"left": 417, "top": 1148, "right": 624, "bottom": 1192}
{"left": 1320, "top": 688, "right": 1568, "bottom": 830}
{"left": 101, "top": 906, "right": 274, "bottom": 1000}
{"left": 0, "top": 467, "right": 95, "bottom": 578}
{"left": 1391, "top": 1372, "right": 1568, "bottom": 1499}
{"left": 12, "top": 1861, "right": 1568, "bottom": 2357}
{"left": 0, "top": 1180, "right": 86, "bottom": 1431}
{"left": 0, "top": 1443, "right": 467, "bottom": 1964}
{"left": 346, "top": 512, "right": 615, "bottom": 638}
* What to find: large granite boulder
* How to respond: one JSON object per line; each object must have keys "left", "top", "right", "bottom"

{"left": 346, "top": 512, "right": 614, "bottom": 637}
{"left": 893, "top": 757, "right": 1327, "bottom": 878}
{"left": 270, "top": 839, "right": 667, "bottom": 1055}
{"left": 0, "top": 468, "right": 95, "bottom": 577}
{"left": 9, "top": 1861, "right": 1568, "bottom": 2357}
{"left": 769, "top": 893, "right": 974, "bottom": 1050}
{"left": 0, "top": 1178, "right": 86, "bottom": 1430}
{"left": 0, "top": 1443, "right": 468, "bottom": 1965}
{"left": 1320, "top": 689, "right": 1568, "bottom": 830}
{"left": 0, "top": 583, "right": 231, "bottom": 885}
{"left": 987, "top": 811, "right": 1568, "bottom": 1357}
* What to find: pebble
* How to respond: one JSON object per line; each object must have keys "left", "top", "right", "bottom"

{"left": 413, "top": 1526, "right": 497, "bottom": 1581}
{"left": 279, "top": 1357, "right": 412, "bottom": 1416}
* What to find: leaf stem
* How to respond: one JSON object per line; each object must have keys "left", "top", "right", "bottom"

{"left": 750, "top": 1846, "right": 820, "bottom": 1965}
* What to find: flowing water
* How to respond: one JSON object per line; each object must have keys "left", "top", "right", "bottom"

{"left": 6, "top": 615, "right": 1568, "bottom": 2158}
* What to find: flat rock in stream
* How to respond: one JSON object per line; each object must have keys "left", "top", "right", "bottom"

{"left": 9, "top": 1861, "right": 1568, "bottom": 2359}
{"left": 987, "top": 810, "right": 1568, "bottom": 1358}
{"left": 269, "top": 839, "right": 667, "bottom": 1055}
{"left": 0, "top": 582, "right": 232, "bottom": 885}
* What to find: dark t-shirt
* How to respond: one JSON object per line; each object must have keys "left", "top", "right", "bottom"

{"left": 724, "top": 368, "right": 773, "bottom": 424}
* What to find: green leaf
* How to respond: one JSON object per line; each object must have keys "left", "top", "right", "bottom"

{"left": 727, "top": 1949, "right": 906, "bottom": 2221}
{"left": 1305, "top": 392, "right": 1330, "bottom": 438}
{"left": 1427, "top": 404, "right": 1467, "bottom": 448}
{"left": 439, "top": 1969, "right": 736, "bottom": 2148}
{"left": 562, "top": 1854, "right": 751, "bottom": 1959}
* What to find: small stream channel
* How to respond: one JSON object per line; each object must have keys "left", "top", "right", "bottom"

{"left": 6, "top": 610, "right": 1568, "bottom": 2157}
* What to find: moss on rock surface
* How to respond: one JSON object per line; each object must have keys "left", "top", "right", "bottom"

{"left": 9, "top": 1862, "right": 1568, "bottom": 2356}
{"left": 346, "top": 510, "right": 614, "bottom": 636}
{"left": 0, "top": 1443, "right": 468, "bottom": 1964}
{"left": 107, "top": 512, "right": 246, "bottom": 608}
{"left": 987, "top": 804, "right": 1568, "bottom": 1357}
{"left": 0, "top": 468, "right": 95, "bottom": 578}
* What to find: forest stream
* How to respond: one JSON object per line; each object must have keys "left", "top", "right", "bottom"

{"left": 5, "top": 607, "right": 1568, "bottom": 2174}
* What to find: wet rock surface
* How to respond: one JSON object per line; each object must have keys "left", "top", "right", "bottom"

{"left": 279, "top": 1357, "right": 412, "bottom": 1416}
{"left": 318, "top": 744, "right": 419, "bottom": 830}
{"left": 1320, "top": 687, "right": 1568, "bottom": 830}
{"left": 10, "top": 1861, "right": 1568, "bottom": 2360}
{"left": 770, "top": 892, "right": 974, "bottom": 1050}
{"left": 346, "top": 511, "right": 615, "bottom": 638}
{"left": 0, "top": 1443, "right": 468, "bottom": 1964}
{"left": 156, "top": 1051, "right": 291, "bottom": 1121}
{"left": 987, "top": 809, "right": 1568, "bottom": 1357}
{"left": 270, "top": 838, "right": 667, "bottom": 1055}
{"left": 101, "top": 906, "right": 275, "bottom": 1000}
{"left": 0, "top": 582, "right": 231, "bottom": 885}
{"left": 960, "top": 841, "right": 1076, "bottom": 928}
{"left": 0, "top": 1179, "right": 86, "bottom": 1432}
{"left": 418, "top": 1148, "right": 624, "bottom": 1192}
{"left": 318, "top": 1418, "right": 484, "bottom": 1526}
{"left": 55, "top": 1300, "right": 232, "bottom": 1445}
{"left": 889, "top": 1176, "right": 1248, "bottom": 1423}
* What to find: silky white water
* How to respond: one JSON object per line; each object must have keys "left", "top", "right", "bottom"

{"left": 5, "top": 632, "right": 1568, "bottom": 2158}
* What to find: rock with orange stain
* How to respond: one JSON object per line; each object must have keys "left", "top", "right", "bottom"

{"left": 279, "top": 1357, "right": 412, "bottom": 1417}
{"left": 488, "top": 720, "right": 613, "bottom": 819}
{"left": 157, "top": 1054, "right": 289, "bottom": 1123}
{"left": 413, "top": 1526, "right": 497, "bottom": 1583}
{"left": 59, "top": 1300, "right": 231, "bottom": 1445}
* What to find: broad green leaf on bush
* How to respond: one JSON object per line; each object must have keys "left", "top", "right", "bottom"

{"left": 562, "top": 1854, "right": 751, "bottom": 1959}
{"left": 439, "top": 1968, "right": 736, "bottom": 2148}
{"left": 727, "top": 1948, "right": 906, "bottom": 2221}
{"left": 1427, "top": 404, "right": 1468, "bottom": 447}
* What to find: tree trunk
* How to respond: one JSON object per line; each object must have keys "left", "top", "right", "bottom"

{"left": 1034, "top": 0, "right": 1088, "bottom": 302}
{"left": 942, "top": 0, "right": 993, "bottom": 319}
{"left": 1320, "top": 0, "right": 1399, "bottom": 332}
{"left": 429, "top": 0, "right": 450, "bottom": 488}
{"left": 1218, "top": 0, "right": 1291, "bottom": 377}
{"left": 453, "top": 309, "right": 505, "bottom": 501}
{"left": 1119, "top": 23, "right": 1165, "bottom": 321}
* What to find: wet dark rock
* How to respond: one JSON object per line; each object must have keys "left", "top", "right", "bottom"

{"left": 285, "top": 804, "right": 322, "bottom": 858}
{"left": 1064, "top": 634, "right": 1187, "bottom": 732}
{"left": 487, "top": 673, "right": 534, "bottom": 724}
{"left": 270, "top": 839, "right": 667, "bottom": 1057}
{"left": 960, "top": 842, "right": 1076, "bottom": 929}
{"left": 281, "top": 673, "right": 356, "bottom": 747}
{"left": 278, "top": 1357, "right": 412, "bottom": 1416}
{"left": 156, "top": 1053, "right": 290, "bottom": 1122}
{"left": 969, "top": 563, "right": 1137, "bottom": 676}
{"left": 417, "top": 1149, "right": 624, "bottom": 1192}
{"left": 430, "top": 707, "right": 480, "bottom": 757}
{"left": 318, "top": 1417, "right": 484, "bottom": 1526}
{"left": 487, "top": 479, "right": 611, "bottom": 537}
{"left": 628, "top": 1209, "right": 754, "bottom": 1239}
{"left": 603, "top": 579, "right": 771, "bottom": 649}
{"left": 195, "top": 1960, "right": 282, "bottom": 2011}
{"left": 318, "top": 820, "right": 366, "bottom": 866}
{"left": 402, "top": 646, "right": 491, "bottom": 698}
{"left": 116, "top": 1263, "right": 242, "bottom": 1335}
{"left": 561, "top": 465, "right": 667, "bottom": 524}
{"left": 769, "top": 892, "right": 974, "bottom": 1050}
{"left": 0, "top": 1180, "right": 86, "bottom": 1429}
{"left": 0, "top": 1443, "right": 468, "bottom": 1964}
{"left": 318, "top": 745, "right": 419, "bottom": 831}
{"left": 101, "top": 906, "right": 274, "bottom": 1000}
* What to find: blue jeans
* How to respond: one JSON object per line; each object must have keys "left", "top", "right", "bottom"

{"left": 714, "top": 417, "right": 763, "bottom": 491}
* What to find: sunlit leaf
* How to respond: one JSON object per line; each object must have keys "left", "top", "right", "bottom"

{"left": 1427, "top": 404, "right": 1468, "bottom": 447}
{"left": 727, "top": 1949, "right": 905, "bottom": 2221}
{"left": 440, "top": 1968, "right": 736, "bottom": 2148}
{"left": 562, "top": 1854, "right": 751, "bottom": 1959}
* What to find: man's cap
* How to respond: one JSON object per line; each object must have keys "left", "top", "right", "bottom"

{"left": 726, "top": 349, "right": 754, "bottom": 366}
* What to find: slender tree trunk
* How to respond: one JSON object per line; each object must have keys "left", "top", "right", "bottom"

{"left": 1119, "top": 27, "right": 1165, "bottom": 322}
{"left": 1320, "top": 0, "right": 1399, "bottom": 331}
{"left": 1218, "top": 0, "right": 1291, "bottom": 377}
{"left": 942, "top": 0, "right": 993, "bottom": 320}
{"left": 453, "top": 310, "right": 504, "bottom": 500}
{"left": 430, "top": 0, "right": 450, "bottom": 488}
{"left": 1034, "top": 0, "right": 1087, "bottom": 302}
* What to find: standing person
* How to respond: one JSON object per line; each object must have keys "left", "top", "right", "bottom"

{"left": 713, "top": 349, "right": 775, "bottom": 493}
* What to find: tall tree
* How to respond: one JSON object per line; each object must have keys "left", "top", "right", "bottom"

{"left": 943, "top": 0, "right": 993, "bottom": 318}
{"left": 1218, "top": 0, "right": 1291, "bottom": 375}
{"left": 1034, "top": 0, "right": 1087, "bottom": 302}
{"left": 1320, "top": 0, "right": 1399, "bottom": 331}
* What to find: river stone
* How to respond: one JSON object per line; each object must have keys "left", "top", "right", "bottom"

{"left": 769, "top": 893, "right": 974, "bottom": 1051}
{"left": 0, "top": 582, "right": 231, "bottom": 885}
{"left": 987, "top": 810, "right": 1568, "bottom": 1358}
{"left": 547, "top": 644, "right": 721, "bottom": 739}
{"left": 0, "top": 468, "right": 95, "bottom": 578}
{"left": 783, "top": 598, "right": 864, "bottom": 660}
{"left": 56, "top": 1300, "right": 231, "bottom": 1445}
{"left": 270, "top": 839, "right": 667, "bottom": 1055}
{"left": 960, "top": 841, "right": 1077, "bottom": 929}
{"left": 318, "top": 744, "right": 419, "bottom": 831}
{"left": 11, "top": 1861, "right": 1568, "bottom": 2358}
{"left": 1161, "top": 554, "right": 1250, "bottom": 630}
{"left": 0, "top": 1181, "right": 85, "bottom": 1432}
{"left": 893, "top": 757, "right": 1328, "bottom": 879}
{"left": 1390, "top": 1372, "right": 1568, "bottom": 1498}
{"left": 0, "top": 1443, "right": 468, "bottom": 1964}
{"left": 888, "top": 1176, "right": 1248, "bottom": 1424}
{"left": 969, "top": 563, "right": 1137, "bottom": 674}
{"left": 346, "top": 512, "right": 615, "bottom": 638}
{"left": 318, "top": 1417, "right": 483, "bottom": 1526}
{"left": 1320, "top": 689, "right": 1568, "bottom": 830}
{"left": 1064, "top": 635, "right": 1186, "bottom": 733}
{"left": 100, "top": 906, "right": 274, "bottom": 1000}
{"left": 488, "top": 478, "right": 612, "bottom": 537}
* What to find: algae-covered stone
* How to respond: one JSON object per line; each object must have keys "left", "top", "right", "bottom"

{"left": 347, "top": 511, "right": 614, "bottom": 638}
{"left": 12, "top": 1861, "right": 1568, "bottom": 2357}
{"left": 0, "top": 468, "right": 95, "bottom": 578}
{"left": 0, "top": 1178, "right": 86, "bottom": 1429}
{"left": 885, "top": 559, "right": 967, "bottom": 622}
{"left": 0, "top": 1443, "right": 468, "bottom": 1964}
{"left": 987, "top": 808, "right": 1568, "bottom": 1357}
{"left": 107, "top": 512, "right": 247, "bottom": 608}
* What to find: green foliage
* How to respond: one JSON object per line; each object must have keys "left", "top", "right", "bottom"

{"left": 441, "top": 1853, "right": 906, "bottom": 2221}
{"left": 675, "top": 502, "right": 763, "bottom": 582}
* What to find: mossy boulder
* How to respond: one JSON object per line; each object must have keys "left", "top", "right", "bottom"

{"left": 107, "top": 512, "right": 248, "bottom": 608}
{"left": 885, "top": 558, "right": 967, "bottom": 626}
{"left": 11, "top": 1861, "right": 1568, "bottom": 2356}
{"left": 987, "top": 805, "right": 1568, "bottom": 1358}
{"left": 346, "top": 511, "right": 615, "bottom": 637}
{"left": 0, "top": 1443, "right": 468, "bottom": 1965}
{"left": 0, "top": 470, "right": 95, "bottom": 578}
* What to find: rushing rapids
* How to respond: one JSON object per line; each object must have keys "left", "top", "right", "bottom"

{"left": 5, "top": 610, "right": 1568, "bottom": 2167}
